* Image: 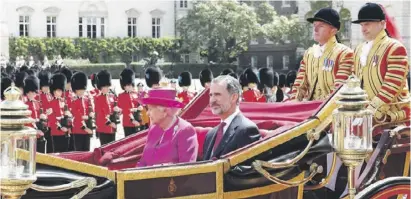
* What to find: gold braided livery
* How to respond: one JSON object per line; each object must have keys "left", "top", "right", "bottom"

{"left": 353, "top": 30, "right": 410, "bottom": 122}
{"left": 291, "top": 36, "right": 353, "bottom": 101}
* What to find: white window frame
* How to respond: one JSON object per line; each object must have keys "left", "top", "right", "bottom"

{"left": 128, "top": 17, "right": 137, "bottom": 37}
{"left": 79, "top": 17, "right": 83, "bottom": 37}
{"left": 282, "top": 0, "right": 291, "bottom": 8}
{"left": 179, "top": 0, "right": 188, "bottom": 8}
{"left": 79, "top": 17, "right": 105, "bottom": 38}
{"left": 46, "top": 16, "right": 57, "bottom": 38}
{"left": 19, "top": 15, "right": 30, "bottom": 37}
{"left": 152, "top": 17, "right": 161, "bottom": 38}
{"left": 283, "top": 55, "right": 290, "bottom": 70}
{"left": 266, "top": 55, "right": 274, "bottom": 68}
{"left": 181, "top": 54, "right": 190, "bottom": 63}
{"left": 251, "top": 56, "right": 258, "bottom": 68}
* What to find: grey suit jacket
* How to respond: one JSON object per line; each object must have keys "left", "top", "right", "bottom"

{"left": 202, "top": 113, "right": 261, "bottom": 160}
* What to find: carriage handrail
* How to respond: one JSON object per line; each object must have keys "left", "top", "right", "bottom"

{"left": 30, "top": 177, "right": 97, "bottom": 199}
{"left": 252, "top": 161, "right": 323, "bottom": 187}
{"left": 304, "top": 153, "right": 337, "bottom": 190}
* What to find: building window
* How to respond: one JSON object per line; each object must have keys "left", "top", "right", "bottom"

{"left": 283, "top": 55, "right": 290, "bottom": 69}
{"left": 79, "top": 17, "right": 83, "bottom": 37}
{"left": 180, "top": 0, "right": 188, "bottom": 8}
{"left": 266, "top": 56, "right": 273, "bottom": 68}
{"left": 46, "top": 16, "right": 56, "bottom": 37}
{"left": 282, "top": 0, "right": 291, "bottom": 7}
{"left": 19, "top": 16, "right": 30, "bottom": 37}
{"left": 181, "top": 54, "right": 189, "bottom": 63}
{"left": 100, "top": 17, "right": 105, "bottom": 38}
{"left": 152, "top": 17, "right": 161, "bottom": 38}
{"left": 87, "top": 17, "right": 97, "bottom": 38}
{"left": 251, "top": 56, "right": 257, "bottom": 68}
{"left": 128, "top": 17, "right": 137, "bottom": 37}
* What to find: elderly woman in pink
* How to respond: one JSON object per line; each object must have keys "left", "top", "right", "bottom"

{"left": 137, "top": 89, "right": 198, "bottom": 167}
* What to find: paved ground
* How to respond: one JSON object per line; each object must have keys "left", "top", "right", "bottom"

{"left": 88, "top": 79, "right": 203, "bottom": 151}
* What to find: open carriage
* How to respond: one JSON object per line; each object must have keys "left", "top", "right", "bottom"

{"left": 12, "top": 80, "right": 410, "bottom": 199}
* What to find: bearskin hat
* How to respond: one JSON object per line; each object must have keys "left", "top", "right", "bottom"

{"left": 14, "top": 71, "right": 28, "bottom": 88}
{"left": 199, "top": 68, "right": 213, "bottom": 87}
{"left": 120, "top": 68, "right": 135, "bottom": 90}
{"left": 243, "top": 67, "right": 259, "bottom": 85}
{"left": 50, "top": 73, "right": 67, "bottom": 95}
{"left": 60, "top": 67, "right": 73, "bottom": 83}
{"left": 145, "top": 67, "right": 162, "bottom": 88}
{"left": 178, "top": 71, "right": 192, "bottom": 87}
{"left": 258, "top": 67, "right": 274, "bottom": 88}
{"left": 1, "top": 77, "right": 13, "bottom": 100}
{"left": 96, "top": 70, "right": 112, "bottom": 89}
{"left": 23, "top": 75, "right": 39, "bottom": 94}
{"left": 239, "top": 72, "right": 248, "bottom": 89}
{"left": 71, "top": 72, "right": 88, "bottom": 91}
{"left": 38, "top": 70, "right": 51, "bottom": 88}
{"left": 20, "top": 65, "right": 29, "bottom": 73}
{"left": 221, "top": 68, "right": 235, "bottom": 76}
{"left": 279, "top": 74, "right": 286, "bottom": 88}
{"left": 286, "top": 71, "right": 297, "bottom": 87}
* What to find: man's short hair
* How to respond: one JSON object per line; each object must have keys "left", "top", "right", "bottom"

{"left": 212, "top": 75, "right": 242, "bottom": 104}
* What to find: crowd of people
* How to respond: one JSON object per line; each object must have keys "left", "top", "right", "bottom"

{"left": 0, "top": 3, "right": 409, "bottom": 169}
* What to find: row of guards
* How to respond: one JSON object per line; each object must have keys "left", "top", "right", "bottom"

{"left": 2, "top": 63, "right": 291, "bottom": 154}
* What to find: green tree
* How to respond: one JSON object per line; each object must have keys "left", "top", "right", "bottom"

{"left": 177, "top": 0, "right": 261, "bottom": 63}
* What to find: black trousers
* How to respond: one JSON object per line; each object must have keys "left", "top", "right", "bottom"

{"left": 98, "top": 133, "right": 115, "bottom": 146}
{"left": 36, "top": 137, "right": 47, "bottom": 153}
{"left": 44, "top": 129, "right": 53, "bottom": 153}
{"left": 71, "top": 134, "right": 91, "bottom": 151}
{"left": 51, "top": 135, "right": 69, "bottom": 153}
{"left": 123, "top": 126, "right": 139, "bottom": 137}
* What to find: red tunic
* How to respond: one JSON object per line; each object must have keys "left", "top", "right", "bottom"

{"left": 94, "top": 93, "right": 116, "bottom": 134}
{"left": 65, "top": 90, "right": 74, "bottom": 110}
{"left": 118, "top": 91, "right": 140, "bottom": 127}
{"left": 25, "top": 99, "right": 41, "bottom": 129}
{"left": 177, "top": 90, "right": 194, "bottom": 106}
{"left": 48, "top": 98, "right": 65, "bottom": 136}
{"left": 71, "top": 96, "right": 91, "bottom": 134}
{"left": 38, "top": 91, "right": 52, "bottom": 111}
{"left": 243, "top": 89, "right": 259, "bottom": 102}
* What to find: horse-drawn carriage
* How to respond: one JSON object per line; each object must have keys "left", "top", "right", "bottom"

{"left": 2, "top": 77, "right": 410, "bottom": 199}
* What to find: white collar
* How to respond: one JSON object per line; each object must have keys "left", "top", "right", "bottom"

{"left": 221, "top": 107, "right": 240, "bottom": 134}
{"left": 360, "top": 40, "right": 375, "bottom": 66}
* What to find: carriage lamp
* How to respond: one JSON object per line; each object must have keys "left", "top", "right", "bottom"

{"left": 0, "top": 84, "right": 37, "bottom": 199}
{"left": 332, "top": 76, "right": 373, "bottom": 199}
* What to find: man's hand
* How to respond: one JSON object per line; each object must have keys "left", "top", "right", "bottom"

{"left": 85, "top": 128, "right": 93, "bottom": 134}
{"left": 61, "top": 127, "right": 68, "bottom": 132}
{"left": 110, "top": 123, "right": 117, "bottom": 128}
{"left": 89, "top": 112, "right": 95, "bottom": 118}
{"left": 132, "top": 120, "right": 140, "bottom": 127}
{"left": 82, "top": 115, "right": 89, "bottom": 120}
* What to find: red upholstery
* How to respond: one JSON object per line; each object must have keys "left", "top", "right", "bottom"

{"left": 194, "top": 127, "right": 212, "bottom": 160}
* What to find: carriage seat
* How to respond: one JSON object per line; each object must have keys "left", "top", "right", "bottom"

{"left": 103, "top": 126, "right": 287, "bottom": 170}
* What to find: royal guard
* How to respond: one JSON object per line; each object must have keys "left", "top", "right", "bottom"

{"left": 290, "top": 8, "right": 353, "bottom": 101}
{"left": 199, "top": 68, "right": 213, "bottom": 90}
{"left": 37, "top": 70, "right": 53, "bottom": 152}
{"left": 14, "top": 71, "right": 27, "bottom": 95}
{"left": 239, "top": 72, "right": 249, "bottom": 93}
{"left": 48, "top": 73, "right": 70, "bottom": 153}
{"left": 258, "top": 67, "right": 275, "bottom": 102}
{"left": 23, "top": 76, "right": 47, "bottom": 153}
{"left": 242, "top": 67, "right": 260, "bottom": 102}
{"left": 177, "top": 71, "right": 194, "bottom": 106}
{"left": 284, "top": 71, "right": 297, "bottom": 101}
{"left": 94, "top": 70, "right": 118, "bottom": 145}
{"left": 70, "top": 72, "right": 94, "bottom": 151}
{"left": 118, "top": 68, "right": 142, "bottom": 137}
{"left": 352, "top": 3, "right": 409, "bottom": 123}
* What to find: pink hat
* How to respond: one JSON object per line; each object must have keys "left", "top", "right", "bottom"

{"left": 139, "top": 89, "right": 184, "bottom": 108}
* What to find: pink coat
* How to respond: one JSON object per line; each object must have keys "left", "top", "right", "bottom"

{"left": 137, "top": 117, "right": 198, "bottom": 167}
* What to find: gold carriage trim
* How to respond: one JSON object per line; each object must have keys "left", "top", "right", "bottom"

{"left": 17, "top": 150, "right": 116, "bottom": 182}
{"left": 227, "top": 91, "right": 338, "bottom": 167}
{"left": 223, "top": 172, "right": 305, "bottom": 199}
{"left": 116, "top": 160, "right": 226, "bottom": 199}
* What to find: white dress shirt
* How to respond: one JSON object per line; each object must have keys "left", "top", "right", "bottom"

{"left": 221, "top": 108, "right": 240, "bottom": 135}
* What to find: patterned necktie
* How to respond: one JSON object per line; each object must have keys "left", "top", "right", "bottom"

{"left": 212, "top": 122, "right": 226, "bottom": 153}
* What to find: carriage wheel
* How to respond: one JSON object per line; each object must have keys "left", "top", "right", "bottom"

{"left": 355, "top": 177, "right": 410, "bottom": 199}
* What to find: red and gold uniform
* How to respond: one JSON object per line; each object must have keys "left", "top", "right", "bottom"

{"left": 38, "top": 90, "right": 52, "bottom": 111}
{"left": 71, "top": 96, "right": 92, "bottom": 151}
{"left": 94, "top": 93, "right": 117, "bottom": 145}
{"left": 48, "top": 97, "right": 69, "bottom": 152}
{"left": 89, "top": 88, "right": 100, "bottom": 99}
{"left": 177, "top": 90, "right": 195, "bottom": 106}
{"left": 290, "top": 36, "right": 353, "bottom": 101}
{"left": 353, "top": 30, "right": 410, "bottom": 122}
{"left": 118, "top": 91, "right": 140, "bottom": 136}
{"left": 243, "top": 87, "right": 260, "bottom": 102}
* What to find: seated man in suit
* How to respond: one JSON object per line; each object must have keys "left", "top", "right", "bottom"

{"left": 203, "top": 75, "right": 261, "bottom": 160}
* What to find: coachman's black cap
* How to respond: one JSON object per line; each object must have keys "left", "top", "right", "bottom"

{"left": 307, "top": 8, "right": 341, "bottom": 30}
{"left": 352, "top": 3, "right": 385, "bottom": 24}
